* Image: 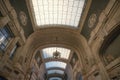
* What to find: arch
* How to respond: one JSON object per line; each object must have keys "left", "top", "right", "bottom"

{"left": 99, "top": 24, "right": 120, "bottom": 65}
{"left": 22, "top": 27, "right": 90, "bottom": 77}
{"left": 100, "top": 24, "right": 120, "bottom": 54}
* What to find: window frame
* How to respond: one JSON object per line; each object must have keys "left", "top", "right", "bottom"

{"left": 0, "top": 25, "right": 14, "bottom": 53}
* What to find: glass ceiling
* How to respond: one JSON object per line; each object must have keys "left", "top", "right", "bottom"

{"left": 47, "top": 69, "right": 64, "bottom": 75}
{"left": 31, "top": 0, "right": 85, "bottom": 27}
{"left": 42, "top": 47, "right": 70, "bottom": 59}
{"left": 45, "top": 61, "right": 67, "bottom": 69}
{"left": 49, "top": 77, "right": 62, "bottom": 80}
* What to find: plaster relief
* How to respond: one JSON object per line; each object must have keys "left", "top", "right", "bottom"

{"left": 19, "top": 11, "right": 27, "bottom": 26}
{"left": 88, "top": 13, "right": 97, "bottom": 28}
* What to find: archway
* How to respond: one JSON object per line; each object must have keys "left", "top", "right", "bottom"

{"left": 22, "top": 27, "right": 91, "bottom": 80}
{"left": 99, "top": 24, "right": 120, "bottom": 65}
{"left": 99, "top": 24, "right": 120, "bottom": 79}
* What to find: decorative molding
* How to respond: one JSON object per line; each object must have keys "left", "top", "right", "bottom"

{"left": 89, "top": 0, "right": 120, "bottom": 45}
{"left": 88, "top": 13, "right": 97, "bottom": 28}
{"left": 19, "top": 11, "right": 27, "bottom": 26}
{"left": 79, "top": 0, "right": 92, "bottom": 32}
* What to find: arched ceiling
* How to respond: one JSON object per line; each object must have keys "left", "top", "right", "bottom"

{"left": 36, "top": 46, "right": 72, "bottom": 76}
{"left": 41, "top": 47, "right": 71, "bottom": 75}
{"left": 25, "top": 0, "right": 97, "bottom": 75}
{"left": 24, "top": 27, "right": 89, "bottom": 79}
{"left": 3, "top": 0, "right": 112, "bottom": 79}
{"left": 25, "top": 27, "right": 87, "bottom": 67}
{"left": 26, "top": 27, "right": 85, "bottom": 50}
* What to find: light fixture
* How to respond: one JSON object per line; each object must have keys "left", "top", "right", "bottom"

{"left": 53, "top": 48, "right": 61, "bottom": 59}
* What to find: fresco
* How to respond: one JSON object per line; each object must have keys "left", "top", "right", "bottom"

{"left": 81, "top": 0, "right": 109, "bottom": 40}
{"left": 9, "top": 0, "right": 34, "bottom": 38}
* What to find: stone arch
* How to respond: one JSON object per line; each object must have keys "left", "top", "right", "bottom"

{"left": 22, "top": 27, "right": 91, "bottom": 75}
{"left": 99, "top": 24, "right": 120, "bottom": 65}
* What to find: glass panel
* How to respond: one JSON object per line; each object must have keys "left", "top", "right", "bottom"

{"left": 0, "top": 32, "right": 5, "bottom": 45}
{"left": 31, "top": 0, "right": 85, "bottom": 27}
{"left": 47, "top": 69, "right": 64, "bottom": 75}
{"left": 45, "top": 61, "right": 67, "bottom": 69}
{"left": 9, "top": 44, "right": 18, "bottom": 59}
{"left": 0, "top": 26, "right": 13, "bottom": 52}
{"left": 49, "top": 77, "right": 62, "bottom": 80}
{"left": 42, "top": 47, "right": 70, "bottom": 59}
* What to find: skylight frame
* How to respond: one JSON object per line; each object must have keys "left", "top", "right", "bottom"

{"left": 45, "top": 61, "right": 67, "bottom": 69}
{"left": 31, "top": 0, "right": 85, "bottom": 27}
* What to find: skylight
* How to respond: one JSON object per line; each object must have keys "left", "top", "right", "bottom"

{"left": 31, "top": 0, "right": 85, "bottom": 27}
{"left": 42, "top": 47, "right": 70, "bottom": 59}
{"left": 47, "top": 69, "right": 64, "bottom": 75}
{"left": 45, "top": 61, "right": 67, "bottom": 69}
{"left": 49, "top": 77, "right": 62, "bottom": 80}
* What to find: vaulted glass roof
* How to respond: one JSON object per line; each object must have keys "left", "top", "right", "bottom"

{"left": 49, "top": 77, "right": 62, "bottom": 80}
{"left": 42, "top": 47, "right": 70, "bottom": 59}
{"left": 47, "top": 69, "right": 64, "bottom": 75}
{"left": 45, "top": 61, "right": 67, "bottom": 69}
{"left": 31, "top": 0, "right": 85, "bottom": 27}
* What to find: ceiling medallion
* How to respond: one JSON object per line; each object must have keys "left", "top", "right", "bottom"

{"left": 53, "top": 50, "right": 61, "bottom": 59}
{"left": 88, "top": 13, "right": 97, "bottom": 28}
{"left": 19, "top": 11, "right": 27, "bottom": 26}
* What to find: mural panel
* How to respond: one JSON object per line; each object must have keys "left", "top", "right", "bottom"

{"left": 81, "top": 0, "right": 109, "bottom": 40}
{"left": 9, "top": 0, "right": 34, "bottom": 38}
